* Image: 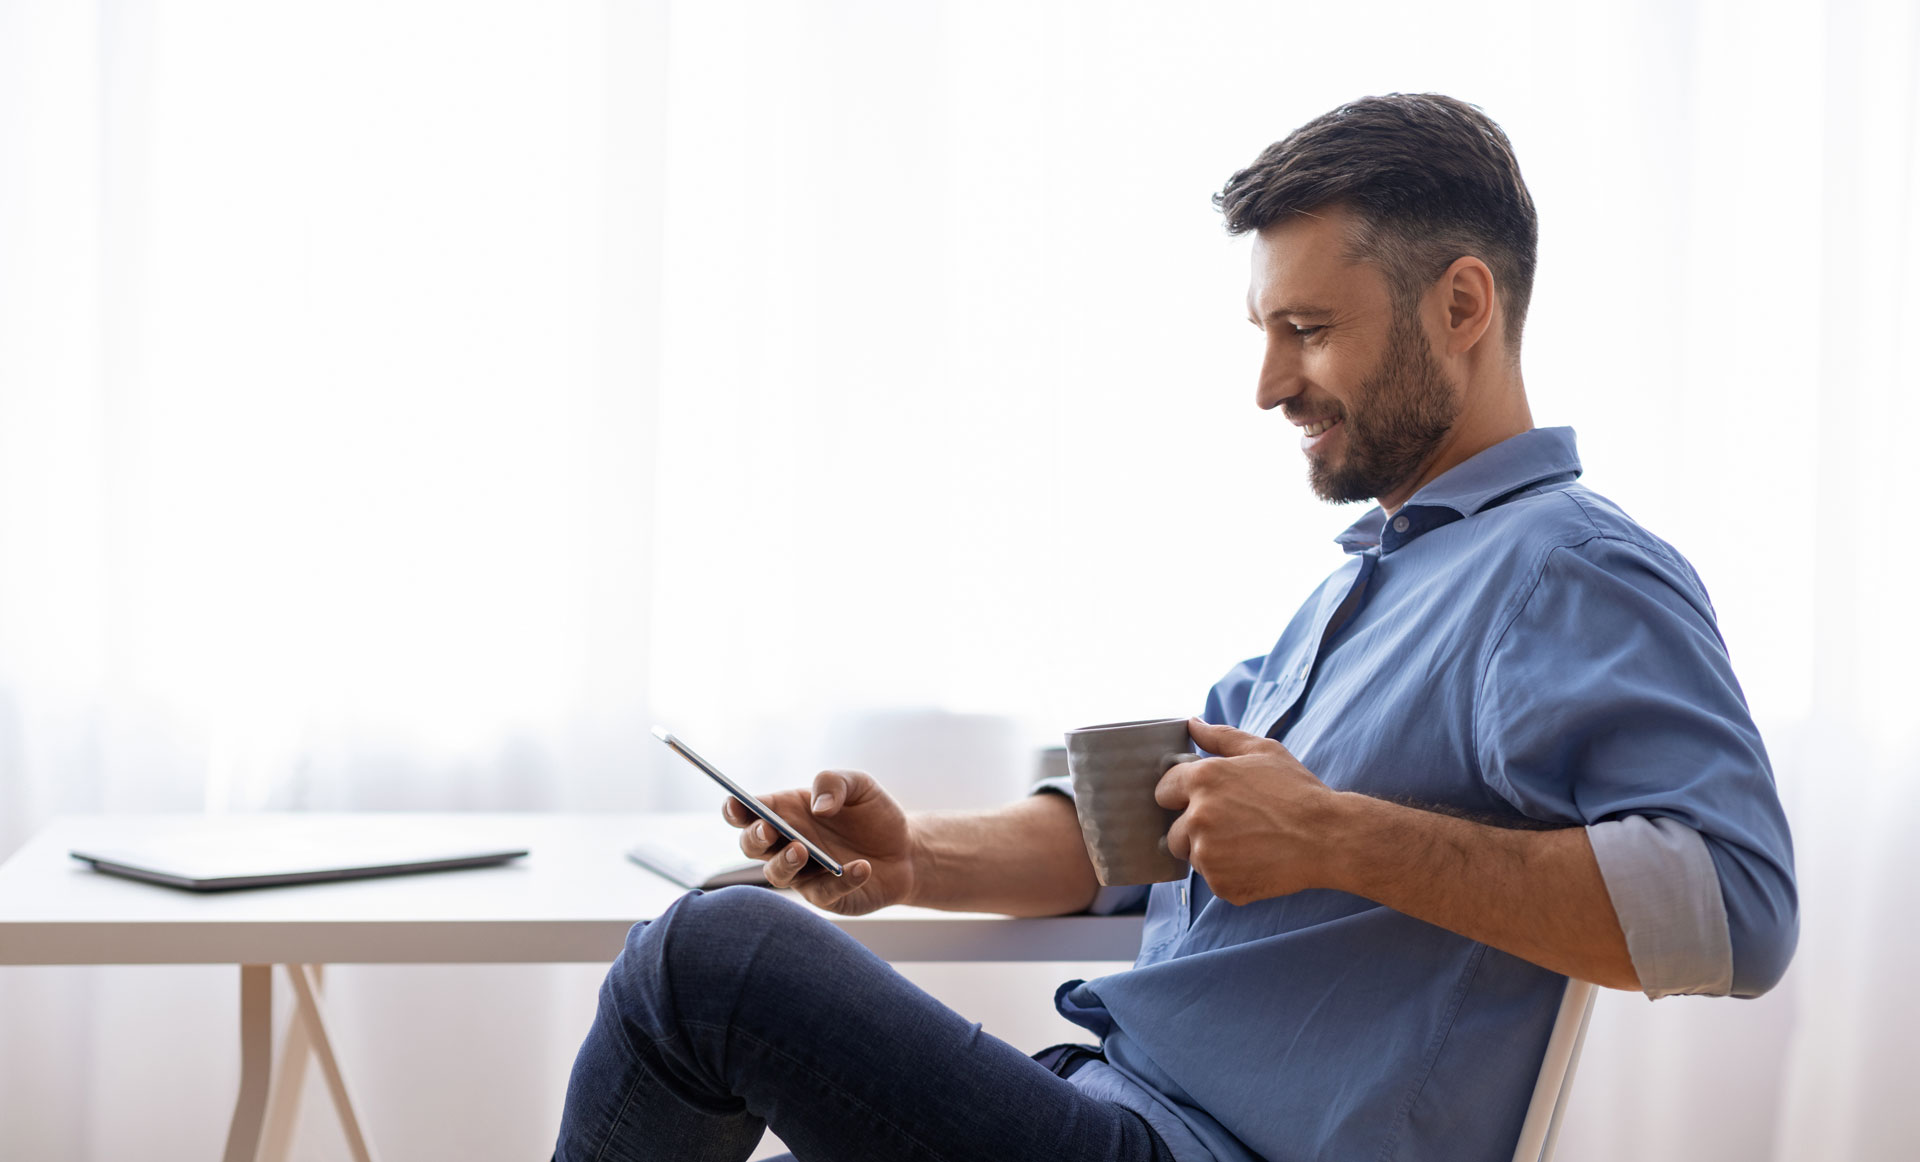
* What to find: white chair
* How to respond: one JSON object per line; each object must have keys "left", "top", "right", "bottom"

{"left": 1509, "top": 978, "right": 1598, "bottom": 1162}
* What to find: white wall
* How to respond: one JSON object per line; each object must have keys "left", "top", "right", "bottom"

{"left": 3, "top": 1, "right": 1917, "bottom": 1158}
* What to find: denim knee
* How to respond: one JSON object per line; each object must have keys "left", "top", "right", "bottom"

{"left": 605, "top": 887, "right": 816, "bottom": 1041}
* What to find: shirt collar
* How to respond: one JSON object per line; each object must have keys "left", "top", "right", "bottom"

{"left": 1333, "top": 426, "right": 1583, "bottom": 555}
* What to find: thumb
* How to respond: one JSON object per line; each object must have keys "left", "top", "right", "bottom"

{"left": 810, "top": 769, "right": 874, "bottom": 815}
{"left": 1187, "top": 717, "right": 1278, "bottom": 757}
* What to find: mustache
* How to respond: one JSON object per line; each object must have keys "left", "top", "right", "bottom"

{"left": 1282, "top": 401, "right": 1347, "bottom": 426}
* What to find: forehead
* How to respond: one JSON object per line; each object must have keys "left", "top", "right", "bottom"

{"left": 1245, "top": 206, "right": 1386, "bottom": 317}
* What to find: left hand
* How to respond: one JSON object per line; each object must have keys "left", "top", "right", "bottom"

{"left": 1154, "top": 718, "right": 1347, "bottom": 905}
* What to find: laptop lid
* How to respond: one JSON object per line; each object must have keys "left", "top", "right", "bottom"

{"left": 71, "top": 818, "right": 528, "bottom": 891}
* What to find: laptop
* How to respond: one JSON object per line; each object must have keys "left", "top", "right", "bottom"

{"left": 70, "top": 818, "right": 528, "bottom": 892}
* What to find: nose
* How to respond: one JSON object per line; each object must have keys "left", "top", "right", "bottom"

{"left": 1256, "top": 335, "right": 1303, "bottom": 413}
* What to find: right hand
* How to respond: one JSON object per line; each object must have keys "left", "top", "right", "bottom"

{"left": 724, "top": 769, "right": 918, "bottom": 916}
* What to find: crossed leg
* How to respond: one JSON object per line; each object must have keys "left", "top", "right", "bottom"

{"left": 553, "top": 887, "right": 1168, "bottom": 1162}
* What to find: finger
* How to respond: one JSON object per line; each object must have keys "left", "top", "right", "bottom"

{"left": 1187, "top": 717, "right": 1280, "bottom": 757}
{"left": 1155, "top": 764, "right": 1192, "bottom": 810}
{"left": 738, "top": 818, "right": 786, "bottom": 860}
{"left": 798, "top": 858, "right": 873, "bottom": 907}
{"left": 809, "top": 770, "right": 854, "bottom": 816}
{"left": 722, "top": 798, "right": 754, "bottom": 828}
{"left": 761, "top": 839, "right": 812, "bottom": 888}
{"left": 810, "top": 768, "right": 880, "bottom": 817}
{"left": 1163, "top": 813, "right": 1192, "bottom": 862}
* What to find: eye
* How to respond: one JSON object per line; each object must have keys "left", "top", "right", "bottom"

{"left": 1290, "top": 324, "right": 1324, "bottom": 339}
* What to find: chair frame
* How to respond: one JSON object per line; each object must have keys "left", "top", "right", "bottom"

{"left": 1509, "top": 978, "right": 1598, "bottom": 1162}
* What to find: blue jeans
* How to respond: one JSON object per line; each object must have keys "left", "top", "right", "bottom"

{"left": 553, "top": 887, "right": 1172, "bottom": 1162}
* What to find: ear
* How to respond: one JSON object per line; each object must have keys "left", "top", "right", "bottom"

{"left": 1436, "top": 255, "right": 1498, "bottom": 357}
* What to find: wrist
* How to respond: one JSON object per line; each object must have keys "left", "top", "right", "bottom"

{"left": 901, "top": 815, "right": 932, "bottom": 908}
{"left": 1321, "top": 790, "right": 1388, "bottom": 896}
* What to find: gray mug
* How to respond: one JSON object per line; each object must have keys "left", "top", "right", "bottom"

{"left": 1064, "top": 717, "right": 1201, "bottom": 887}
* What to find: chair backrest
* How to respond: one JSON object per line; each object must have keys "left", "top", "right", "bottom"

{"left": 1509, "top": 978, "right": 1598, "bottom": 1162}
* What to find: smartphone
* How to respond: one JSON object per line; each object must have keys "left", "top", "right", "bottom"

{"left": 651, "top": 726, "right": 846, "bottom": 878}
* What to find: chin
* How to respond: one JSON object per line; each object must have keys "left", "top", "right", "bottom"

{"left": 1309, "top": 462, "right": 1386, "bottom": 506}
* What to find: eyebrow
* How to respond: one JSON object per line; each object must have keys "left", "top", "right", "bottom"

{"left": 1247, "top": 304, "right": 1336, "bottom": 324}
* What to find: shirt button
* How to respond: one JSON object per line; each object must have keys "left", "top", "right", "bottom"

{"left": 1392, "top": 515, "right": 1411, "bottom": 533}
{"left": 1300, "top": 664, "right": 1311, "bottom": 680}
{"left": 1179, "top": 885, "right": 1188, "bottom": 907}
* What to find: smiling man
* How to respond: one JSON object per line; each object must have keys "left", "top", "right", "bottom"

{"left": 554, "top": 94, "right": 1798, "bottom": 1162}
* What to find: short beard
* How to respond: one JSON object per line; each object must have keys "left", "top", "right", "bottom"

{"left": 1307, "top": 306, "right": 1459, "bottom": 505}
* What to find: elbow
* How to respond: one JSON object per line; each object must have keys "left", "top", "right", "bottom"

{"left": 1594, "top": 960, "right": 1645, "bottom": 994}
{"left": 1718, "top": 845, "right": 1799, "bottom": 998}
{"left": 1728, "top": 891, "right": 1799, "bottom": 998}
{"left": 1593, "top": 914, "right": 1645, "bottom": 993}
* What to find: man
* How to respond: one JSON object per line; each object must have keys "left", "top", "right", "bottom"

{"left": 554, "top": 93, "right": 1797, "bottom": 1162}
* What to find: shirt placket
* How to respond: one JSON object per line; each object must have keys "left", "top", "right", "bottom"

{"left": 1241, "top": 551, "right": 1379, "bottom": 741}
{"left": 1184, "top": 549, "right": 1380, "bottom": 930}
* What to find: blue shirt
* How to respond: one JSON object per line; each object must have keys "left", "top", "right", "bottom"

{"left": 1035, "top": 427, "right": 1798, "bottom": 1162}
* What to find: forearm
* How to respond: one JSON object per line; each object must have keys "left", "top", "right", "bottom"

{"left": 906, "top": 792, "right": 1101, "bottom": 917}
{"left": 1328, "top": 792, "right": 1639, "bottom": 990}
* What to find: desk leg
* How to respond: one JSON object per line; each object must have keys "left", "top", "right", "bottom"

{"left": 258, "top": 966, "right": 317, "bottom": 1162}
{"left": 222, "top": 964, "right": 273, "bottom": 1162}
{"left": 286, "top": 963, "right": 381, "bottom": 1162}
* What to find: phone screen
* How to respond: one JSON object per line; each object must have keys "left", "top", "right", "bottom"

{"left": 651, "top": 727, "right": 846, "bottom": 878}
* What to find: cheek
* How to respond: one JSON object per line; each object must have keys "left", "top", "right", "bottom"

{"left": 1323, "top": 342, "right": 1387, "bottom": 409}
{"left": 1302, "top": 354, "right": 1358, "bottom": 412}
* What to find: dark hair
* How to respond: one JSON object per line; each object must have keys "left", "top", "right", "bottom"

{"left": 1215, "top": 94, "right": 1538, "bottom": 349}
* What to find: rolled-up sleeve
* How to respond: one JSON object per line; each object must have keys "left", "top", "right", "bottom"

{"left": 1475, "top": 533, "right": 1798, "bottom": 999}
{"left": 1588, "top": 815, "right": 1733, "bottom": 997}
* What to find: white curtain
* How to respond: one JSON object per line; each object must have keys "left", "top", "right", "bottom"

{"left": 3, "top": 1, "right": 1915, "bottom": 1158}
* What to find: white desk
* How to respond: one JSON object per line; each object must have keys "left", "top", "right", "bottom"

{"left": 0, "top": 813, "right": 1143, "bottom": 1162}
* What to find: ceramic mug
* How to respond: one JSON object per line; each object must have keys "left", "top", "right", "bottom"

{"left": 1063, "top": 717, "right": 1200, "bottom": 886}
